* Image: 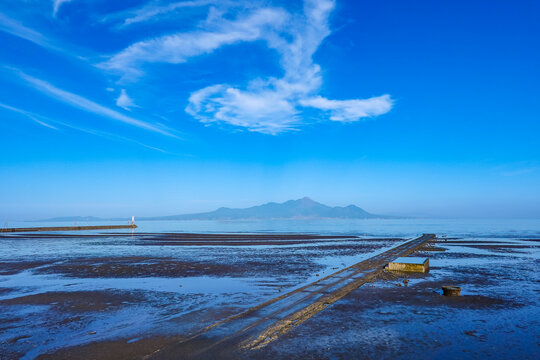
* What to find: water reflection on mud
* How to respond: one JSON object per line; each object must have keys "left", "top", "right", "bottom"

{"left": 0, "top": 230, "right": 538, "bottom": 359}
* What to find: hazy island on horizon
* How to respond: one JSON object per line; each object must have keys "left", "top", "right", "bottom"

{"left": 32, "top": 197, "right": 400, "bottom": 222}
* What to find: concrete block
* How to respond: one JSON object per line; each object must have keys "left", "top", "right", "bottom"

{"left": 387, "top": 257, "right": 429, "bottom": 273}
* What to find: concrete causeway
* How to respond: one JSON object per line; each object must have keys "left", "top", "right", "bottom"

{"left": 0, "top": 224, "right": 137, "bottom": 232}
{"left": 150, "top": 233, "right": 436, "bottom": 359}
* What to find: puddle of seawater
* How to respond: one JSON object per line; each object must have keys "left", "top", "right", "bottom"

{"left": 11, "top": 304, "right": 164, "bottom": 360}
{"left": 0, "top": 271, "right": 276, "bottom": 301}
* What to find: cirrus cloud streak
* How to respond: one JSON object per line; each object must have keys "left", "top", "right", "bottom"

{"left": 12, "top": 69, "right": 174, "bottom": 137}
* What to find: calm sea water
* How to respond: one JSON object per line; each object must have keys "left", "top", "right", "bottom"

{"left": 4, "top": 218, "right": 540, "bottom": 238}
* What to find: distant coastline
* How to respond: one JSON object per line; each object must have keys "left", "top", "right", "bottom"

{"left": 31, "top": 197, "right": 402, "bottom": 222}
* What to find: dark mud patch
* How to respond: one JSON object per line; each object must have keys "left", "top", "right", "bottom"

{"left": 136, "top": 237, "right": 379, "bottom": 247}
{"left": 376, "top": 270, "right": 435, "bottom": 282}
{"left": 364, "top": 267, "right": 525, "bottom": 310}
{"left": 0, "top": 349, "right": 24, "bottom": 360}
{"left": 457, "top": 244, "right": 539, "bottom": 253}
{"left": 441, "top": 240, "right": 515, "bottom": 244}
{"left": 0, "top": 287, "right": 14, "bottom": 296}
{"left": 0, "top": 290, "right": 146, "bottom": 312}
{"left": 520, "top": 238, "right": 540, "bottom": 243}
{"left": 420, "top": 251, "right": 506, "bottom": 260}
{"left": 1, "top": 232, "right": 362, "bottom": 245}
{"left": 241, "top": 263, "right": 532, "bottom": 360}
{"left": 35, "top": 256, "right": 326, "bottom": 278}
{"left": 416, "top": 245, "right": 447, "bottom": 252}
{"left": 139, "top": 233, "right": 358, "bottom": 240}
{"left": 377, "top": 268, "right": 504, "bottom": 288}
{"left": 248, "top": 294, "right": 532, "bottom": 360}
{"left": 36, "top": 336, "right": 184, "bottom": 360}
{"left": 0, "top": 261, "right": 52, "bottom": 275}
{"left": 443, "top": 264, "right": 539, "bottom": 284}
{"left": 302, "top": 243, "right": 397, "bottom": 257}
{"left": 0, "top": 315, "right": 23, "bottom": 333}
{"left": 36, "top": 257, "right": 241, "bottom": 278}
{"left": 7, "top": 334, "right": 32, "bottom": 344}
{"left": 138, "top": 240, "right": 351, "bottom": 246}
{"left": 136, "top": 233, "right": 361, "bottom": 246}
{"left": 341, "top": 285, "right": 518, "bottom": 311}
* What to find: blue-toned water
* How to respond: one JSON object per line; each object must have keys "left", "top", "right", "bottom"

{"left": 4, "top": 218, "right": 540, "bottom": 238}
{"left": 1, "top": 218, "right": 539, "bottom": 359}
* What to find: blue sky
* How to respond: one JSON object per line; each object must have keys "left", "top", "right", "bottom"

{"left": 0, "top": 0, "right": 539, "bottom": 220}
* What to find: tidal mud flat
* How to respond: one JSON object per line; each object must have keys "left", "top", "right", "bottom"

{"left": 0, "top": 232, "right": 538, "bottom": 359}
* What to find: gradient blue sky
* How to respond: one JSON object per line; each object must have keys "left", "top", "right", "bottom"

{"left": 1, "top": 0, "right": 539, "bottom": 220}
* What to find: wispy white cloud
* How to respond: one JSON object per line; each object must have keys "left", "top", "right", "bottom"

{"left": 53, "top": 0, "right": 73, "bottom": 17}
{"left": 12, "top": 69, "right": 174, "bottom": 137}
{"left": 299, "top": 95, "right": 394, "bottom": 122}
{"left": 99, "top": 7, "right": 289, "bottom": 80}
{"left": 116, "top": 89, "right": 138, "bottom": 111}
{"left": 0, "top": 102, "right": 169, "bottom": 153}
{"left": 0, "top": 12, "right": 57, "bottom": 51}
{"left": 188, "top": 0, "right": 392, "bottom": 133}
{"left": 0, "top": 102, "right": 58, "bottom": 129}
{"left": 102, "top": 0, "right": 393, "bottom": 133}
{"left": 0, "top": 11, "right": 82, "bottom": 59}
{"left": 186, "top": 84, "right": 299, "bottom": 134}
{"left": 120, "top": 0, "right": 217, "bottom": 27}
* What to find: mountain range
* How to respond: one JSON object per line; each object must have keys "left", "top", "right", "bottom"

{"left": 33, "top": 197, "right": 397, "bottom": 221}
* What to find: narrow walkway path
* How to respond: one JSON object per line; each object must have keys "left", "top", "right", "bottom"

{"left": 0, "top": 224, "right": 136, "bottom": 232}
{"left": 150, "top": 234, "right": 436, "bottom": 359}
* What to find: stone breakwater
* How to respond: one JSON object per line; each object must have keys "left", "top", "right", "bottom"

{"left": 0, "top": 224, "right": 137, "bottom": 233}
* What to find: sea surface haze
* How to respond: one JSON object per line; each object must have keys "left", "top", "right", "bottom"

{"left": 4, "top": 218, "right": 539, "bottom": 238}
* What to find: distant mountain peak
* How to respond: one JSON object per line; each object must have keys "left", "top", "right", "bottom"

{"left": 33, "top": 198, "right": 399, "bottom": 222}
{"left": 142, "top": 198, "right": 396, "bottom": 220}
{"left": 298, "top": 196, "right": 318, "bottom": 205}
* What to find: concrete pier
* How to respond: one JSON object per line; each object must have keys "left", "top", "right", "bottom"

{"left": 150, "top": 234, "right": 437, "bottom": 359}
{"left": 0, "top": 224, "right": 137, "bottom": 233}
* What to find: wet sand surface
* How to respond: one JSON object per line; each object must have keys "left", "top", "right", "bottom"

{"left": 0, "top": 232, "right": 539, "bottom": 359}
{"left": 0, "top": 232, "right": 398, "bottom": 359}
{"left": 237, "top": 239, "right": 540, "bottom": 360}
